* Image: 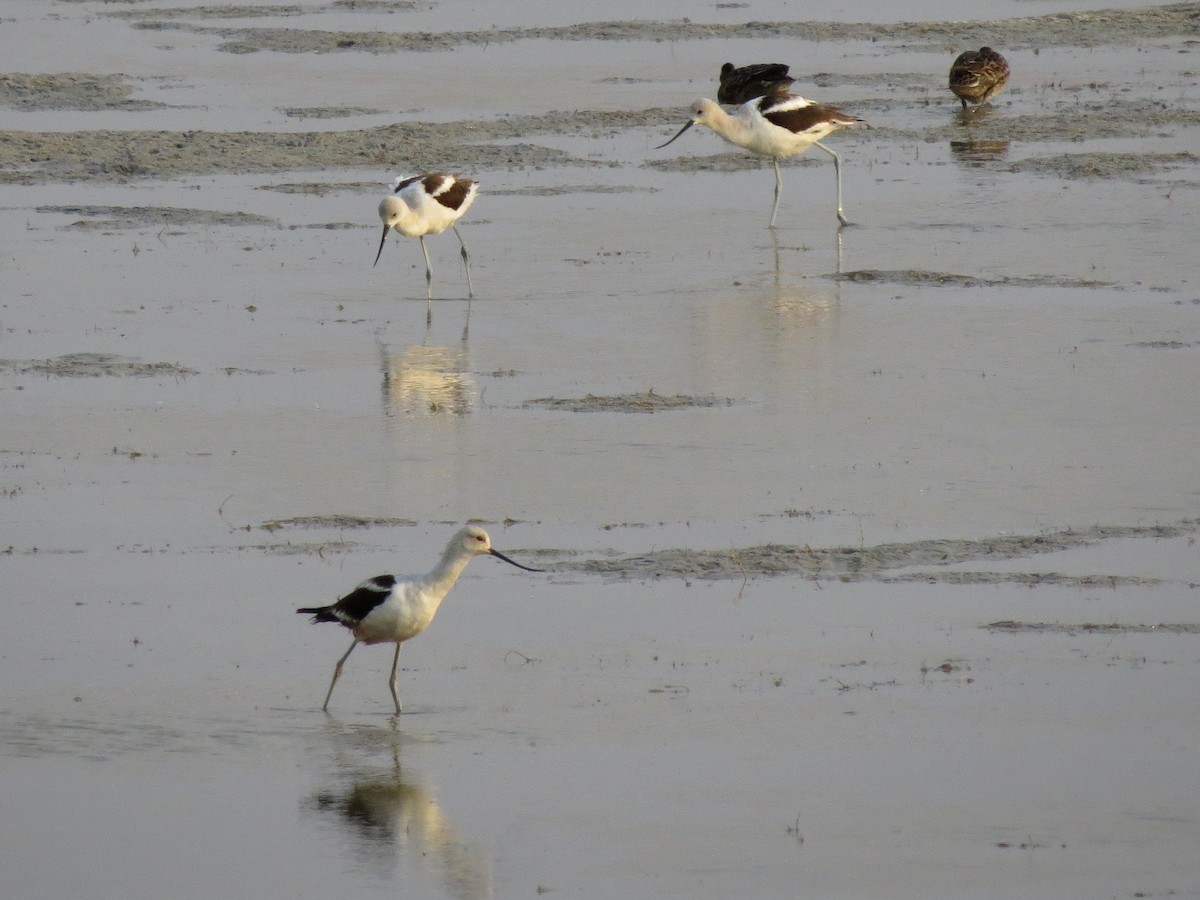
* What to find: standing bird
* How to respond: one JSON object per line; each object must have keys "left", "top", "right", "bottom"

{"left": 949, "top": 47, "right": 1010, "bottom": 109}
{"left": 296, "top": 524, "right": 542, "bottom": 714}
{"left": 718, "top": 62, "right": 795, "bottom": 106}
{"left": 657, "top": 94, "right": 864, "bottom": 228}
{"left": 374, "top": 173, "right": 479, "bottom": 312}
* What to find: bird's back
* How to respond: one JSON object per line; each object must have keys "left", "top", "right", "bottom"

{"left": 718, "top": 62, "right": 794, "bottom": 106}
{"left": 752, "top": 95, "right": 862, "bottom": 155}
{"left": 389, "top": 174, "right": 478, "bottom": 237}
{"left": 353, "top": 573, "right": 445, "bottom": 644}
{"left": 950, "top": 47, "right": 1010, "bottom": 104}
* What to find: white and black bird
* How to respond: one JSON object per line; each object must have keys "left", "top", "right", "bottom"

{"left": 718, "top": 62, "right": 794, "bottom": 106}
{"left": 374, "top": 173, "right": 479, "bottom": 311}
{"left": 296, "top": 524, "right": 542, "bottom": 714}
{"left": 658, "top": 93, "right": 864, "bottom": 227}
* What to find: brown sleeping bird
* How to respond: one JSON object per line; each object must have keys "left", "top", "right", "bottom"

{"left": 949, "top": 47, "right": 1010, "bottom": 108}
{"left": 718, "top": 62, "right": 795, "bottom": 106}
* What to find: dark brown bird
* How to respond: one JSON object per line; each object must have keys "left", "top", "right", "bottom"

{"left": 718, "top": 62, "right": 795, "bottom": 106}
{"left": 949, "top": 47, "right": 1010, "bottom": 109}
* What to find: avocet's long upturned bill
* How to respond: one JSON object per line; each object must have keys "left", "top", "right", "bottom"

{"left": 657, "top": 95, "right": 863, "bottom": 228}
{"left": 949, "top": 47, "right": 1010, "bottom": 109}
{"left": 296, "top": 524, "right": 542, "bottom": 714}
{"left": 374, "top": 173, "right": 478, "bottom": 303}
{"left": 718, "top": 62, "right": 794, "bottom": 106}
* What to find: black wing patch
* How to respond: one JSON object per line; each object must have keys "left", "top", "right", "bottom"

{"left": 300, "top": 575, "right": 396, "bottom": 628}
{"left": 718, "top": 62, "right": 794, "bottom": 105}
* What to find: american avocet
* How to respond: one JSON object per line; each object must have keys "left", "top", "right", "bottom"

{"left": 657, "top": 94, "right": 864, "bottom": 228}
{"left": 949, "top": 47, "right": 1010, "bottom": 109}
{"left": 296, "top": 524, "right": 542, "bottom": 714}
{"left": 718, "top": 62, "right": 794, "bottom": 106}
{"left": 374, "top": 173, "right": 478, "bottom": 309}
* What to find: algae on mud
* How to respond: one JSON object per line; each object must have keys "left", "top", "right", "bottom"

{"left": 114, "top": 5, "right": 1200, "bottom": 55}
{"left": 550, "top": 519, "right": 1200, "bottom": 584}
{"left": 3, "top": 6, "right": 1199, "bottom": 183}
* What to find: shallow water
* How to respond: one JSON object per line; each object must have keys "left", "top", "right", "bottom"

{"left": 3, "top": 1, "right": 1200, "bottom": 897}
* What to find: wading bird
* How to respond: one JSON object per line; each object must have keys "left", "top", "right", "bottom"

{"left": 374, "top": 173, "right": 478, "bottom": 311}
{"left": 297, "top": 524, "right": 541, "bottom": 714}
{"left": 657, "top": 94, "right": 864, "bottom": 227}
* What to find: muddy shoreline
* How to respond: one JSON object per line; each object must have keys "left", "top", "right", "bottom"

{"left": 119, "top": 5, "right": 1200, "bottom": 54}
{"left": 544, "top": 518, "right": 1200, "bottom": 584}
{"left": 5, "top": 3, "right": 1200, "bottom": 897}
{"left": 3, "top": 5, "right": 1200, "bottom": 183}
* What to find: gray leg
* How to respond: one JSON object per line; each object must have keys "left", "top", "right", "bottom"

{"left": 418, "top": 235, "right": 434, "bottom": 300}
{"left": 323, "top": 639, "right": 358, "bottom": 711}
{"left": 769, "top": 158, "right": 783, "bottom": 228}
{"left": 452, "top": 226, "right": 473, "bottom": 299}
{"left": 815, "top": 140, "right": 849, "bottom": 227}
{"left": 388, "top": 643, "right": 403, "bottom": 715}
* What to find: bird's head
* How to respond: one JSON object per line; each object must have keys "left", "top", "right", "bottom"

{"left": 373, "top": 196, "right": 407, "bottom": 267}
{"left": 457, "top": 524, "right": 543, "bottom": 572}
{"left": 656, "top": 100, "right": 719, "bottom": 149}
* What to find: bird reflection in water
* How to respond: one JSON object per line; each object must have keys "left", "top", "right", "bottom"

{"left": 769, "top": 282, "right": 838, "bottom": 329}
{"left": 949, "top": 138, "right": 1010, "bottom": 166}
{"left": 766, "top": 229, "right": 841, "bottom": 342}
{"left": 771, "top": 225, "right": 845, "bottom": 283}
{"left": 949, "top": 87, "right": 1009, "bottom": 167}
{"left": 307, "top": 722, "right": 492, "bottom": 898}
{"left": 380, "top": 320, "right": 475, "bottom": 419}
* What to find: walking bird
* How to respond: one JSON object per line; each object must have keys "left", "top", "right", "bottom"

{"left": 297, "top": 524, "right": 542, "bottom": 714}
{"left": 374, "top": 173, "right": 478, "bottom": 311}
{"left": 657, "top": 93, "right": 864, "bottom": 227}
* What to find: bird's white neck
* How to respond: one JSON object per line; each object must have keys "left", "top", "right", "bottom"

{"left": 425, "top": 544, "right": 475, "bottom": 597}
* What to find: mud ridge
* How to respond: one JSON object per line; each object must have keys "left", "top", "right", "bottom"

{"left": 37, "top": 205, "right": 280, "bottom": 229}
{"left": 0, "top": 73, "right": 168, "bottom": 111}
{"left": 123, "top": 6, "right": 1200, "bottom": 55}
{"left": 987, "top": 620, "right": 1200, "bottom": 634}
{"left": 832, "top": 270, "right": 1114, "bottom": 289}
{"left": 4, "top": 99, "right": 1198, "bottom": 184}
{"left": 549, "top": 519, "right": 1200, "bottom": 584}
{"left": 525, "top": 392, "right": 734, "bottom": 413}
{"left": 1, "top": 353, "right": 199, "bottom": 378}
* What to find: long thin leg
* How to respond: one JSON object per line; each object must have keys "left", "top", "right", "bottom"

{"left": 815, "top": 140, "right": 849, "bottom": 227}
{"left": 388, "top": 643, "right": 403, "bottom": 715}
{"left": 452, "top": 225, "right": 473, "bottom": 299}
{"left": 418, "top": 235, "right": 434, "bottom": 323}
{"left": 418, "top": 235, "right": 434, "bottom": 299}
{"left": 323, "top": 639, "right": 358, "bottom": 711}
{"left": 769, "top": 158, "right": 783, "bottom": 228}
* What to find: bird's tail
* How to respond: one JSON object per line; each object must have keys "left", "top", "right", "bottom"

{"left": 296, "top": 605, "right": 339, "bottom": 623}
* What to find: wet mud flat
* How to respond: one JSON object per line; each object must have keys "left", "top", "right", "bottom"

{"left": 4, "top": 2, "right": 1200, "bottom": 899}
{"left": 547, "top": 518, "right": 1200, "bottom": 587}
{"left": 3, "top": 6, "right": 1200, "bottom": 183}
{"left": 107, "top": 3, "right": 1200, "bottom": 54}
